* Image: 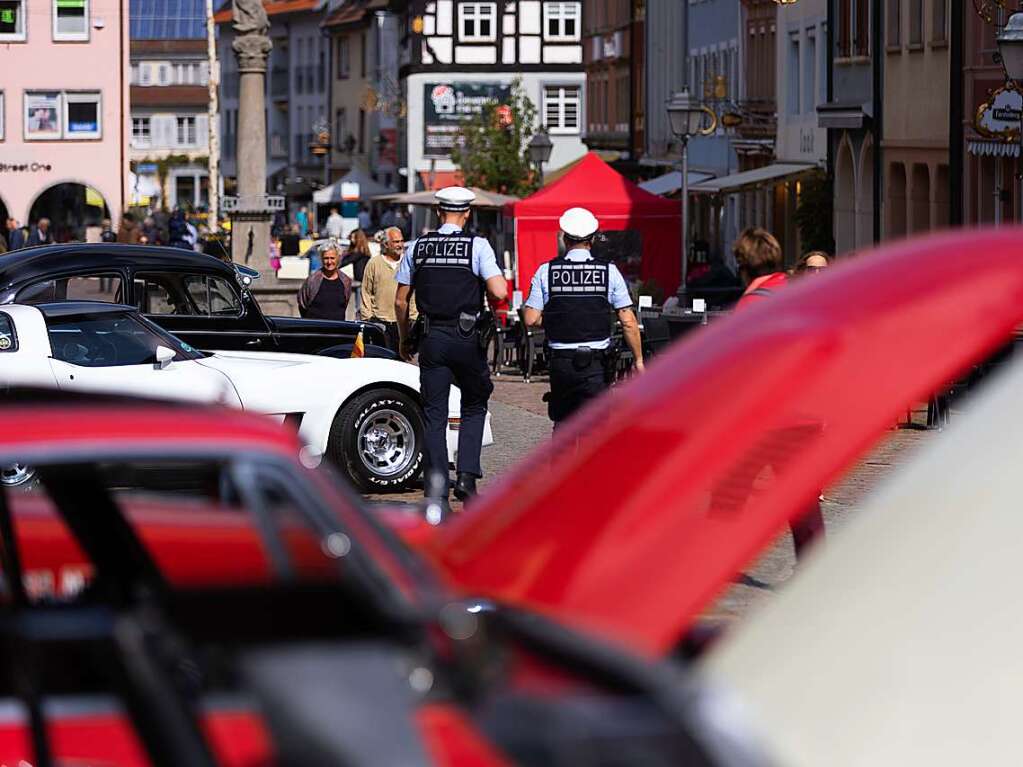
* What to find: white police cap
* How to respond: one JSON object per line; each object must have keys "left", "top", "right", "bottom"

{"left": 435, "top": 186, "right": 476, "bottom": 212}
{"left": 559, "top": 207, "right": 600, "bottom": 239}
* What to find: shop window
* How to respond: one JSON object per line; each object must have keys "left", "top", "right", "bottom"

{"left": 64, "top": 92, "right": 101, "bottom": 139}
{"left": 54, "top": 0, "right": 89, "bottom": 40}
{"left": 0, "top": 0, "right": 26, "bottom": 42}
{"left": 24, "top": 92, "right": 63, "bottom": 141}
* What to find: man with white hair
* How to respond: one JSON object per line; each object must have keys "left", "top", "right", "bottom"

{"left": 361, "top": 226, "right": 415, "bottom": 350}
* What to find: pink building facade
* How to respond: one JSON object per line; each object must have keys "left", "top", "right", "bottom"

{"left": 0, "top": 1, "right": 129, "bottom": 239}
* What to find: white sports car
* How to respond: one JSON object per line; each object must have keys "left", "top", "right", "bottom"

{"left": 0, "top": 302, "right": 492, "bottom": 491}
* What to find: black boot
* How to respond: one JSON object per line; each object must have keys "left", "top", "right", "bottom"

{"left": 453, "top": 472, "right": 478, "bottom": 502}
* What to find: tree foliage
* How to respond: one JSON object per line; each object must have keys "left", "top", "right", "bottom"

{"left": 451, "top": 80, "right": 539, "bottom": 197}
{"left": 794, "top": 169, "right": 835, "bottom": 255}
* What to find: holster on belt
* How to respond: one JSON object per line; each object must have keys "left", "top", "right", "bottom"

{"left": 410, "top": 317, "right": 425, "bottom": 353}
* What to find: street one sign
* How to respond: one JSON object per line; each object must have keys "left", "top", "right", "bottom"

{"left": 975, "top": 81, "right": 1023, "bottom": 140}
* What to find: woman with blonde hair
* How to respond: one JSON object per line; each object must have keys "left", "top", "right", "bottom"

{"left": 342, "top": 229, "right": 373, "bottom": 320}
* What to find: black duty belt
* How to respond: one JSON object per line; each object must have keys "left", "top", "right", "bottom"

{"left": 424, "top": 317, "right": 459, "bottom": 327}
{"left": 549, "top": 346, "right": 609, "bottom": 359}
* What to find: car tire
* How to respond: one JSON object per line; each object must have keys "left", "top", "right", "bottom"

{"left": 0, "top": 464, "right": 37, "bottom": 490}
{"left": 328, "top": 388, "right": 424, "bottom": 493}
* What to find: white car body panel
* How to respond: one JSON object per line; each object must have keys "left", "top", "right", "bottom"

{"left": 0, "top": 305, "right": 493, "bottom": 463}
{"left": 701, "top": 359, "right": 1023, "bottom": 766}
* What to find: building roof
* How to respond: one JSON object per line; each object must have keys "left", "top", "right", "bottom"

{"left": 131, "top": 85, "right": 210, "bottom": 107}
{"left": 322, "top": 0, "right": 388, "bottom": 29}
{"left": 130, "top": 0, "right": 207, "bottom": 39}
{"left": 213, "top": 0, "right": 321, "bottom": 24}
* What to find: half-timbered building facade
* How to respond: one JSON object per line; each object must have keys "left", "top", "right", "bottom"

{"left": 397, "top": 0, "right": 588, "bottom": 191}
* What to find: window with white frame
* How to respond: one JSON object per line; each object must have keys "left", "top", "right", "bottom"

{"left": 0, "top": 0, "right": 26, "bottom": 41}
{"left": 158, "top": 64, "right": 170, "bottom": 86}
{"left": 64, "top": 92, "right": 101, "bottom": 138}
{"left": 140, "top": 63, "right": 152, "bottom": 86}
{"left": 54, "top": 0, "right": 89, "bottom": 41}
{"left": 459, "top": 3, "right": 496, "bottom": 42}
{"left": 544, "top": 2, "right": 581, "bottom": 41}
{"left": 176, "top": 116, "right": 197, "bottom": 146}
{"left": 25, "top": 92, "right": 63, "bottom": 140}
{"left": 543, "top": 85, "right": 580, "bottom": 133}
{"left": 132, "top": 117, "right": 151, "bottom": 147}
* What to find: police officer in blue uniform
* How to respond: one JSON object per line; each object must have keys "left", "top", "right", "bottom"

{"left": 523, "top": 207, "right": 644, "bottom": 428}
{"left": 394, "top": 187, "right": 508, "bottom": 501}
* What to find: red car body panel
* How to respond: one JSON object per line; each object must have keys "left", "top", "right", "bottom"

{"left": 416, "top": 705, "right": 513, "bottom": 767}
{"left": 432, "top": 229, "right": 1023, "bottom": 657}
{"left": 0, "top": 709, "right": 274, "bottom": 767}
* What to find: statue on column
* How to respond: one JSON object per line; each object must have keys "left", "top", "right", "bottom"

{"left": 232, "top": 0, "right": 272, "bottom": 70}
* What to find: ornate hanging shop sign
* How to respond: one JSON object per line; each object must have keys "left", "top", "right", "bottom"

{"left": 974, "top": 80, "right": 1023, "bottom": 140}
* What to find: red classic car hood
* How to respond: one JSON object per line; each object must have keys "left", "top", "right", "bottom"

{"left": 430, "top": 228, "right": 1023, "bottom": 658}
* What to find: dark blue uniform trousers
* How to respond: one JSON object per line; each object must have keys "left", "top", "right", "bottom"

{"left": 418, "top": 326, "right": 493, "bottom": 479}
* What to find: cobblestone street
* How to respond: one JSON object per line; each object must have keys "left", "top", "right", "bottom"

{"left": 365, "top": 375, "right": 940, "bottom": 623}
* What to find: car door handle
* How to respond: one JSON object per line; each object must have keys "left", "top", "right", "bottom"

{"left": 245, "top": 339, "right": 263, "bottom": 347}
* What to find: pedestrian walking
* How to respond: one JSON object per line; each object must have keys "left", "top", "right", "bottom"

{"left": 731, "top": 227, "right": 826, "bottom": 561}
{"left": 794, "top": 250, "right": 830, "bottom": 275}
{"left": 26, "top": 218, "right": 52, "bottom": 247}
{"left": 296, "top": 206, "right": 310, "bottom": 238}
{"left": 117, "top": 213, "right": 141, "bottom": 245}
{"left": 297, "top": 244, "right": 352, "bottom": 321}
{"left": 279, "top": 224, "right": 301, "bottom": 257}
{"left": 357, "top": 205, "right": 372, "bottom": 231}
{"left": 362, "top": 226, "right": 416, "bottom": 350}
{"left": 325, "top": 207, "right": 344, "bottom": 238}
{"left": 342, "top": 229, "right": 372, "bottom": 321}
{"left": 394, "top": 186, "right": 508, "bottom": 502}
{"left": 523, "top": 207, "right": 644, "bottom": 428}
{"left": 6, "top": 219, "right": 25, "bottom": 251}
{"left": 167, "top": 210, "right": 192, "bottom": 250}
{"left": 100, "top": 219, "right": 117, "bottom": 244}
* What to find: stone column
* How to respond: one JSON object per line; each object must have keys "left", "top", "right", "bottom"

{"left": 231, "top": 0, "right": 273, "bottom": 270}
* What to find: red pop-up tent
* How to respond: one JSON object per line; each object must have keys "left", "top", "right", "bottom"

{"left": 504, "top": 152, "right": 682, "bottom": 296}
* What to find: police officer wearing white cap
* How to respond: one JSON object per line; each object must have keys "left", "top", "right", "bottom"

{"left": 395, "top": 186, "right": 508, "bottom": 502}
{"left": 523, "top": 207, "right": 644, "bottom": 428}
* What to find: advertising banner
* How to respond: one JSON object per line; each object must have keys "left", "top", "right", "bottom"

{"left": 423, "top": 82, "right": 511, "bottom": 157}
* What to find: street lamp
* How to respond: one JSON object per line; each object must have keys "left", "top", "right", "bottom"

{"left": 997, "top": 13, "right": 1023, "bottom": 220}
{"left": 528, "top": 128, "right": 554, "bottom": 186}
{"left": 665, "top": 87, "right": 717, "bottom": 308}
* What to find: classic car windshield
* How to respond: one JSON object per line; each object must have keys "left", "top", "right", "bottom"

{"left": 46, "top": 311, "right": 207, "bottom": 367}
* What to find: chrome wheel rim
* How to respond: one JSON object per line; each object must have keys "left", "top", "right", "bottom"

{"left": 357, "top": 409, "right": 417, "bottom": 478}
{"left": 0, "top": 464, "right": 35, "bottom": 487}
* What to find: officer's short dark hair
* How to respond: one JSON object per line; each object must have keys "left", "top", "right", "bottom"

{"left": 733, "top": 227, "right": 782, "bottom": 278}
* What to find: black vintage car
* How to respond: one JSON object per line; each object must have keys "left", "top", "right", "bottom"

{"left": 0, "top": 243, "right": 393, "bottom": 357}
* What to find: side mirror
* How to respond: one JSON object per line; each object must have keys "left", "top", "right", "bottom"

{"left": 155, "top": 345, "right": 176, "bottom": 369}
